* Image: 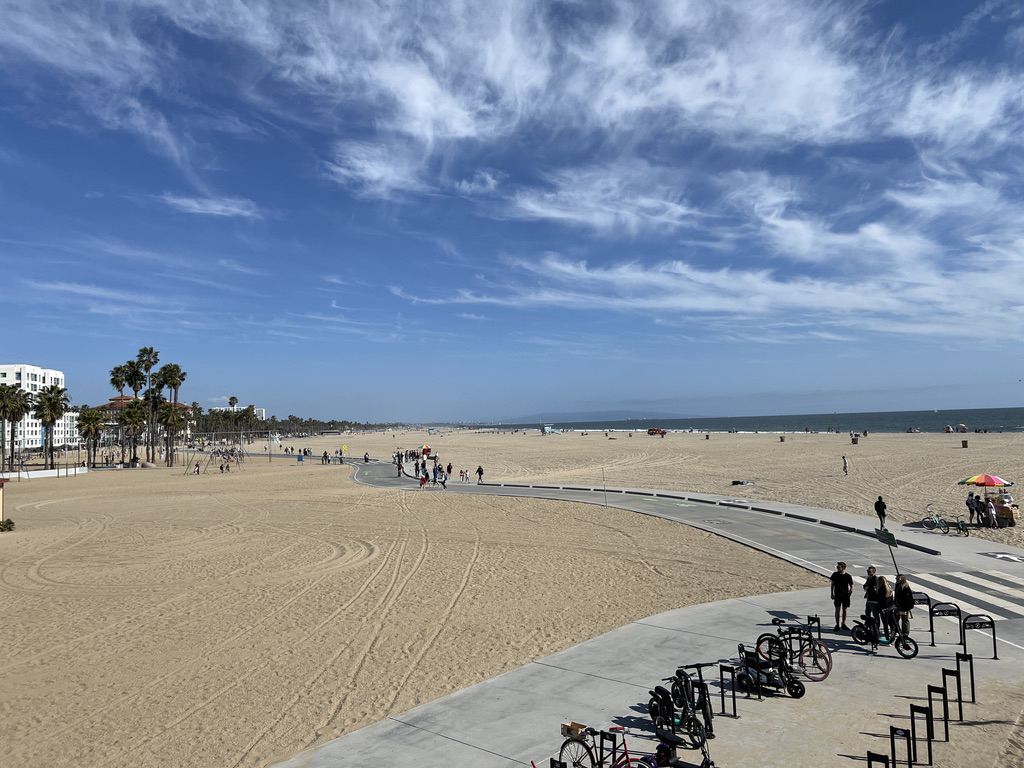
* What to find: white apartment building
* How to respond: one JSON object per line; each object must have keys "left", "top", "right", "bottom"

{"left": 210, "top": 405, "right": 267, "bottom": 420}
{"left": 0, "top": 363, "right": 78, "bottom": 453}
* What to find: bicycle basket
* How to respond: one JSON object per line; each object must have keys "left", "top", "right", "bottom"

{"left": 560, "top": 721, "right": 588, "bottom": 739}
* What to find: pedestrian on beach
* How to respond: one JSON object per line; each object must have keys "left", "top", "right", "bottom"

{"left": 194, "top": 462, "right": 200, "bottom": 475}
{"left": 874, "top": 496, "right": 887, "bottom": 529}
{"left": 829, "top": 561, "right": 853, "bottom": 631}
{"left": 863, "top": 565, "right": 881, "bottom": 626}
{"left": 842, "top": 455, "right": 849, "bottom": 476}
{"left": 476, "top": 465, "right": 484, "bottom": 484}
{"left": 446, "top": 462, "right": 453, "bottom": 477}
{"left": 966, "top": 492, "right": 976, "bottom": 525}
{"left": 894, "top": 574, "right": 914, "bottom": 637}
{"left": 986, "top": 497, "right": 998, "bottom": 528}
{"left": 419, "top": 472, "right": 428, "bottom": 490}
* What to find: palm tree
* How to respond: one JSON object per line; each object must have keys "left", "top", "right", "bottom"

{"left": 118, "top": 400, "right": 147, "bottom": 464}
{"left": 76, "top": 408, "right": 105, "bottom": 467}
{"left": 3, "top": 387, "right": 33, "bottom": 472}
{"left": 137, "top": 347, "right": 159, "bottom": 461}
{"left": 109, "top": 364, "right": 128, "bottom": 399}
{"left": 0, "top": 384, "right": 16, "bottom": 471}
{"left": 157, "top": 363, "right": 187, "bottom": 405}
{"left": 34, "top": 383, "right": 71, "bottom": 470}
{"left": 157, "top": 403, "right": 186, "bottom": 467}
{"left": 124, "top": 359, "right": 145, "bottom": 399}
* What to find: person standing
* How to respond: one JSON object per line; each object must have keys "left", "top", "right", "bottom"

{"left": 476, "top": 465, "right": 484, "bottom": 484}
{"left": 966, "top": 492, "right": 976, "bottom": 525}
{"left": 877, "top": 575, "right": 895, "bottom": 636}
{"left": 842, "top": 455, "right": 849, "bottom": 476}
{"left": 986, "top": 497, "right": 998, "bottom": 528}
{"left": 894, "top": 574, "right": 914, "bottom": 637}
{"left": 863, "top": 565, "right": 881, "bottom": 627}
{"left": 874, "top": 496, "right": 887, "bottom": 529}
{"left": 829, "top": 561, "right": 853, "bottom": 631}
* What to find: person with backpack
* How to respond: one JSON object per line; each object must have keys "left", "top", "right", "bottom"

{"left": 894, "top": 574, "right": 915, "bottom": 637}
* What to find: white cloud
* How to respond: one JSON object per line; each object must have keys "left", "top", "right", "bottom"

{"left": 510, "top": 163, "right": 700, "bottom": 235}
{"left": 324, "top": 141, "right": 428, "bottom": 197}
{"left": 160, "top": 194, "right": 261, "bottom": 218}
{"left": 218, "top": 258, "right": 266, "bottom": 275}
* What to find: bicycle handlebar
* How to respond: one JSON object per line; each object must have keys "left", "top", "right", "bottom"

{"left": 681, "top": 662, "right": 717, "bottom": 670}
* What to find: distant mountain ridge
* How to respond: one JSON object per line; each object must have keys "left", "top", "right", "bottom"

{"left": 494, "top": 410, "right": 697, "bottom": 424}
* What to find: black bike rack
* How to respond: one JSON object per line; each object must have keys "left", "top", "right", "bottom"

{"left": 909, "top": 703, "right": 933, "bottom": 766}
{"left": 806, "top": 614, "right": 821, "bottom": 641}
{"left": 927, "top": 684, "right": 950, "bottom": 742}
{"left": 889, "top": 726, "right": 913, "bottom": 767}
{"left": 962, "top": 613, "right": 998, "bottom": 659}
{"left": 956, "top": 652, "right": 976, "bottom": 703}
{"left": 941, "top": 667, "right": 964, "bottom": 721}
{"left": 928, "top": 601, "right": 962, "bottom": 647}
{"left": 719, "top": 664, "right": 739, "bottom": 717}
{"left": 866, "top": 752, "right": 890, "bottom": 768}
{"left": 596, "top": 730, "right": 619, "bottom": 765}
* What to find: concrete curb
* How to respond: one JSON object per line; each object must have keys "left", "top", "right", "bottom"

{"left": 482, "top": 481, "right": 943, "bottom": 557}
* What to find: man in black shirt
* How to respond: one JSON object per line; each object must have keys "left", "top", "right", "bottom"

{"left": 874, "top": 496, "right": 887, "bottom": 529}
{"left": 863, "top": 565, "right": 881, "bottom": 626}
{"left": 829, "top": 561, "right": 853, "bottom": 631}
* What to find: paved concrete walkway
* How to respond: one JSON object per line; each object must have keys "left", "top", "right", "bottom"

{"left": 274, "top": 460, "right": 1024, "bottom": 767}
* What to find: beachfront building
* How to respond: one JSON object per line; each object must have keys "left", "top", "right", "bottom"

{"left": 210, "top": 405, "right": 267, "bottom": 420}
{"left": 0, "top": 363, "right": 78, "bottom": 454}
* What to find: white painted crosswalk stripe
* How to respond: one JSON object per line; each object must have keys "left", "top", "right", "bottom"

{"left": 907, "top": 571, "right": 1024, "bottom": 621}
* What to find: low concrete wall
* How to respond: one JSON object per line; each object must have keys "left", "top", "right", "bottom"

{"left": 0, "top": 466, "right": 89, "bottom": 480}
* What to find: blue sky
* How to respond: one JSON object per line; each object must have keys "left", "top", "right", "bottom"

{"left": 2, "top": 1, "right": 1024, "bottom": 423}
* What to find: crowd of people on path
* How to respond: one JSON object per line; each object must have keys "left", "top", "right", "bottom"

{"left": 965, "top": 491, "right": 1000, "bottom": 528}
{"left": 391, "top": 449, "right": 484, "bottom": 490}
{"left": 831, "top": 562, "right": 915, "bottom": 637}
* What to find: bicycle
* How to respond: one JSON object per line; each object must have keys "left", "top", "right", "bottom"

{"left": 755, "top": 621, "right": 832, "bottom": 681}
{"left": 950, "top": 513, "right": 971, "bottom": 537}
{"left": 922, "top": 503, "right": 950, "bottom": 534}
{"left": 558, "top": 723, "right": 650, "bottom": 768}
{"left": 851, "top": 605, "right": 919, "bottom": 658}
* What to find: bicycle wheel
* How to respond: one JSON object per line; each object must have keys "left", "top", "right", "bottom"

{"left": 786, "top": 678, "right": 806, "bottom": 698}
{"left": 851, "top": 625, "right": 869, "bottom": 645}
{"left": 755, "top": 634, "right": 785, "bottom": 662}
{"left": 671, "top": 675, "right": 694, "bottom": 710}
{"left": 559, "top": 738, "right": 595, "bottom": 768}
{"left": 922, "top": 516, "right": 936, "bottom": 530}
{"left": 895, "top": 636, "right": 919, "bottom": 659}
{"left": 797, "top": 645, "right": 831, "bottom": 681}
{"left": 684, "top": 715, "right": 707, "bottom": 748}
{"left": 938, "top": 518, "right": 950, "bottom": 534}
{"left": 961, "top": 524, "right": 970, "bottom": 537}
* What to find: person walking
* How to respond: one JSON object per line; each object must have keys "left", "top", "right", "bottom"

{"left": 874, "top": 496, "right": 887, "bottom": 529}
{"left": 476, "top": 465, "right": 484, "bottom": 484}
{"left": 894, "top": 574, "right": 914, "bottom": 637}
{"left": 829, "top": 561, "right": 853, "bottom": 631}
{"left": 842, "top": 455, "right": 849, "bottom": 476}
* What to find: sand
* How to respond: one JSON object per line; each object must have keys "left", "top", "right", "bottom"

{"left": 0, "top": 429, "right": 1021, "bottom": 767}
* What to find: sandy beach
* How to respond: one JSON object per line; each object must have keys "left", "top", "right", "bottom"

{"left": 1, "top": 429, "right": 1021, "bottom": 767}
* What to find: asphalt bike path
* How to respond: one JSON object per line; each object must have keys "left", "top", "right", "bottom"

{"left": 274, "top": 460, "right": 1024, "bottom": 767}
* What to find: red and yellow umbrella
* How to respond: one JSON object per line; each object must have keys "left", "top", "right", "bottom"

{"left": 958, "top": 474, "right": 1013, "bottom": 487}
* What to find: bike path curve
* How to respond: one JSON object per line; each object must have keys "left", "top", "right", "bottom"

{"left": 274, "top": 461, "right": 1024, "bottom": 768}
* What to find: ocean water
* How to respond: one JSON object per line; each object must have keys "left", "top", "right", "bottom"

{"left": 501, "top": 407, "right": 1024, "bottom": 434}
